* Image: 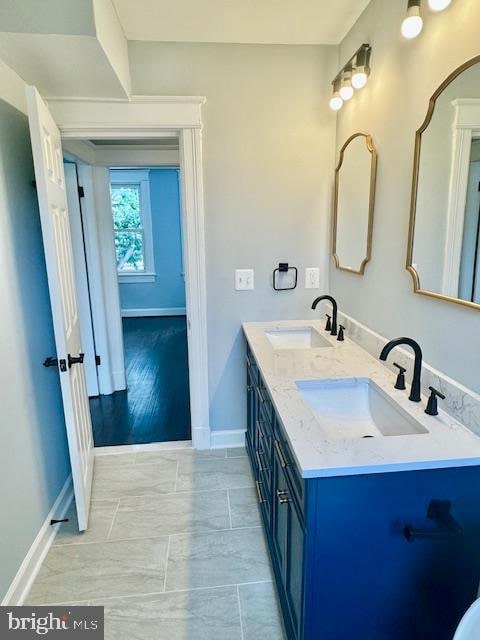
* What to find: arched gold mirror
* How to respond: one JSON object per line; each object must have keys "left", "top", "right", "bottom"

{"left": 407, "top": 55, "right": 480, "bottom": 310}
{"left": 333, "top": 132, "right": 377, "bottom": 275}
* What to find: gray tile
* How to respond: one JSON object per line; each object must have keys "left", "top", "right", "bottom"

{"left": 226, "top": 447, "right": 247, "bottom": 458}
{"left": 228, "top": 488, "right": 261, "bottom": 528}
{"left": 94, "top": 453, "right": 136, "bottom": 468}
{"left": 176, "top": 457, "right": 254, "bottom": 492}
{"left": 94, "top": 587, "right": 242, "bottom": 640}
{"left": 28, "top": 537, "right": 169, "bottom": 604}
{"left": 135, "top": 448, "right": 226, "bottom": 464}
{"left": 109, "top": 491, "right": 230, "bottom": 540}
{"left": 92, "top": 461, "right": 177, "bottom": 500}
{"left": 54, "top": 500, "right": 118, "bottom": 545}
{"left": 239, "top": 582, "right": 285, "bottom": 640}
{"left": 165, "top": 527, "right": 271, "bottom": 591}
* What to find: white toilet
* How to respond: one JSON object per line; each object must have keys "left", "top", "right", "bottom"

{"left": 453, "top": 599, "right": 480, "bottom": 639}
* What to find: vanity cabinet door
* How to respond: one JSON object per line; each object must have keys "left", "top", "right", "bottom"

{"left": 272, "top": 450, "right": 289, "bottom": 573}
{"left": 285, "top": 494, "right": 305, "bottom": 638}
{"left": 272, "top": 441, "right": 305, "bottom": 640}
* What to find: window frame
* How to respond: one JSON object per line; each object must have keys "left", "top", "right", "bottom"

{"left": 109, "top": 169, "right": 156, "bottom": 283}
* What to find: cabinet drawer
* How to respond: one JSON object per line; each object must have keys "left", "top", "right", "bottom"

{"left": 255, "top": 474, "right": 271, "bottom": 526}
{"left": 246, "top": 346, "right": 258, "bottom": 383}
{"left": 273, "top": 422, "right": 305, "bottom": 520}
{"left": 256, "top": 421, "right": 273, "bottom": 496}
{"left": 257, "top": 379, "right": 274, "bottom": 426}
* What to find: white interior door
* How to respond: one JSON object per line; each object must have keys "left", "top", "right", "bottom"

{"left": 64, "top": 163, "right": 99, "bottom": 398}
{"left": 26, "top": 86, "right": 94, "bottom": 531}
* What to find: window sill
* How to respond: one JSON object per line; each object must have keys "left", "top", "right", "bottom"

{"left": 118, "top": 272, "right": 156, "bottom": 284}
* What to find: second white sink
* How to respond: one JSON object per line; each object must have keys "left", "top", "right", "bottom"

{"left": 265, "top": 326, "right": 331, "bottom": 350}
{"left": 296, "top": 377, "right": 429, "bottom": 439}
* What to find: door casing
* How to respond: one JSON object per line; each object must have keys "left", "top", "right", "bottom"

{"left": 47, "top": 96, "right": 211, "bottom": 449}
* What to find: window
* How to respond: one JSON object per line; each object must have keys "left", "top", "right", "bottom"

{"left": 110, "top": 170, "right": 155, "bottom": 282}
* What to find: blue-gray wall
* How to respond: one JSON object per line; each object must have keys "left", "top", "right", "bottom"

{"left": 118, "top": 168, "right": 186, "bottom": 311}
{"left": 0, "top": 99, "right": 71, "bottom": 600}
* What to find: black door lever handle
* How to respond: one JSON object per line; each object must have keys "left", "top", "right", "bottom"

{"left": 43, "top": 356, "right": 67, "bottom": 372}
{"left": 68, "top": 353, "right": 85, "bottom": 368}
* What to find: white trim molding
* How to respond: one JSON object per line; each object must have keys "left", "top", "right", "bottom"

{"left": 211, "top": 429, "right": 246, "bottom": 449}
{"left": 2, "top": 476, "right": 73, "bottom": 606}
{"left": 443, "top": 99, "right": 480, "bottom": 296}
{"left": 121, "top": 307, "right": 186, "bottom": 317}
{"left": 48, "top": 96, "right": 211, "bottom": 450}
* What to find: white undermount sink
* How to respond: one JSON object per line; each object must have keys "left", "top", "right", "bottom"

{"left": 295, "top": 377, "right": 429, "bottom": 439}
{"left": 265, "top": 326, "right": 331, "bottom": 350}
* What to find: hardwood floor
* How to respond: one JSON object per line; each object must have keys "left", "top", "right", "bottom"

{"left": 90, "top": 316, "right": 191, "bottom": 446}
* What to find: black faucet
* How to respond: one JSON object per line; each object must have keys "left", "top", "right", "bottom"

{"left": 379, "top": 337, "right": 423, "bottom": 402}
{"left": 312, "top": 295, "right": 337, "bottom": 336}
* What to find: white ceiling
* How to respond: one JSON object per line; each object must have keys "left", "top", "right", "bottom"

{"left": 112, "top": 0, "right": 371, "bottom": 45}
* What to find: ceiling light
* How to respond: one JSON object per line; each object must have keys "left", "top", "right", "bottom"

{"left": 402, "top": 0, "right": 423, "bottom": 39}
{"left": 352, "top": 47, "right": 371, "bottom": 89}
{"left": 339, "top": 66, "right": 354, "bottom": 101}
{"left": 428, "top": 0, "right": 452, "bottom": 10}
{"left": 329, "top": 78, "right": 344, "bottom": 111}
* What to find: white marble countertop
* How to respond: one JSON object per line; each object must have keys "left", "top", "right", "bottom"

{"left": 243, "top": 320, "right": 480, "bottom": 479}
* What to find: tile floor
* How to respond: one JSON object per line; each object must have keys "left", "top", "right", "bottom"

{"left": 27, "top": 447, "right": 285, "bottom": 639}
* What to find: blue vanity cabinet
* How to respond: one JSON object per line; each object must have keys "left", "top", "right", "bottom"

{"left": 245, "top": 343, "right": 480, "bottom": 640}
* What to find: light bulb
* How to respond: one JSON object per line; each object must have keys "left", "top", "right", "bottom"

{"left": 339, "top": 68, "right": 354, "bottom": 101}
{"left": 339, "top": 85, "right": 354, "bottom": 101}
{"left": 329, "top": 94, "right": 344, "bottom": 111}
{"left": 428, "top": 0, "right": 451, "bottom": 10}
{"left": 352, "top": 68, "right": 368, "bottom": 89}
{"left": 401, "top": 5, "right": 423, "bottom": 39}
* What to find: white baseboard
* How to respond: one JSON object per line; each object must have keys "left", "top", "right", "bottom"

{"left": 111, "top": 369, "right": 127, "bottom": 391}
{"left": 121, "top": 307, "right": 186, "bottom": 317}
{"left": 210, "top": 429, "right": 246, "bottom": 449}
{"left": 94, "top": 440, "right": 193, "bottom": 456}
{"left": 2, "top": 475, "right": 73, "bottom": 606}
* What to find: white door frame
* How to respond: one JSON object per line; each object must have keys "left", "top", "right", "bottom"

{"left": 443, "top": 99, "right": 480, "bottom": 296}
{"left": 64, "top": 163, "right": 99, "bottom": 397}
{"left": 48, "top": 96, "right": 211, "bottom": 449}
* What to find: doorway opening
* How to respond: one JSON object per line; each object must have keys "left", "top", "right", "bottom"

{"left": 64, "top": 139, "right": 191, "bottom": 447}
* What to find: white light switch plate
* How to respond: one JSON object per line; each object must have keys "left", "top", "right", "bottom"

{"left": 305, "top": 267, "right": 320, "bottom": 289}
{"left": 235, "top": 269, "right": 254, "bottom": 290}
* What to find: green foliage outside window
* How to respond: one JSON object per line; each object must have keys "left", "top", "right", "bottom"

{"left": 111, "top": 185, "right": 145, "bottom": 271}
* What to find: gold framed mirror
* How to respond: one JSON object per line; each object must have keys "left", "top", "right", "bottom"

{"left": 333, "top": 132, "right": 377, "bottom": 275}
{"left": 407, "top": 55, "right": 480, "bottom": 310}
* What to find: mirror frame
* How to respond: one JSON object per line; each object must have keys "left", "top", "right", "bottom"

{"left": 406, "top": 54, "right": 480, "bottom": 311}
{"left": 333, "top": 132, "right": 378, "bottom": 275}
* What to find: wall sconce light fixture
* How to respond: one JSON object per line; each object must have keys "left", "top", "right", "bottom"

{"left": 329, "top": 44, "right": 371, "bottom": 112}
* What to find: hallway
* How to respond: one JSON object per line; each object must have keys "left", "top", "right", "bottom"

{"left": 25, "top": 447, "right": 284, "bottom": 639}
{"left": 90, "top": 316, "right": 191, "bottom": 446}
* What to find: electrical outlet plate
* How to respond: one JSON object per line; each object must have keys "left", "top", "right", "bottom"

{"left": 235, "top": 269, "right": 254, "bottom": 290}
{"left": 305, "top": 267, "right": 320, "bottom": 289}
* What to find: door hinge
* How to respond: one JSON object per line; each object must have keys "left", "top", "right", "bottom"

{"left": 95, "top": 354, "right": 101, "bottom": 366}
{"left": 78, "top": 185, "right": 85, "bottom": 198}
